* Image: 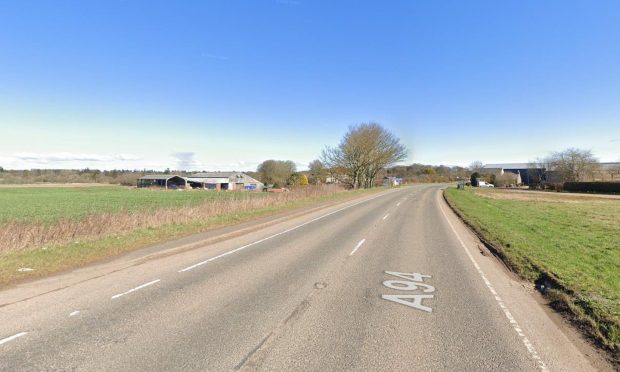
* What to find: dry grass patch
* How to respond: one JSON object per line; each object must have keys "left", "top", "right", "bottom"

{"left": 0, "top": 185, "right": 349, "bottom": 254}
{"left": 0, "top": 185, "right": 381, "bottom": 286}
{"left": 473, "top": 188, "right": 620, "bottom": 203}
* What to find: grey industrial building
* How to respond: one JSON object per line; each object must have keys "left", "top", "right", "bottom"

{"left": 186, "top": 172, "right": 263, "bottom": 191}
{"left": 137, "top": 172, "right": 263, "bottom": 191}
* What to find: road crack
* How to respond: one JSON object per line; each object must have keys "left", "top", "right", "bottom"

{"left": 235, "top": 283, "right": 324, "bottom": 370}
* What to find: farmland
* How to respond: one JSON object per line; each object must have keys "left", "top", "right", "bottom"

{"left": 444, "top": 187, "right": 620, "bottom": 353}
{"left": 0, "top": 185, "right": 377, "bottom": 286}
{"left": 0, "top": 185, "right": 267, "bottom": 223}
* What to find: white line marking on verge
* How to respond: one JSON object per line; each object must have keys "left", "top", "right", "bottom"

{"left": 382, "top": 214, "right": 389, "bottom": 220}
{"left": 438, "top": 197, "right": 549, "bottom": 372}
{"left": 0, "top": 332, "right": 27, "bottom": 345}
{"left": 69, "top": 311, "right": 80, "bottom": 317}
{"left": 178, "top": 191, "right": 397, "bottom": 273}
{"left": 349, "top": 239, "right": 366, "bottom": 256}
{"left": 111, "top": 279, "right": 161, "bottom": 300}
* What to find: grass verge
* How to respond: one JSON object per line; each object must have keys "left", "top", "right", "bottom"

{"left": 0, "top": 187, "right": 383, "bottom": 288}
{"left": 444, "top": 187, "right": 619, "bottom": 360}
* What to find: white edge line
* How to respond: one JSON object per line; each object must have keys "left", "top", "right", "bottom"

{"left": 0, "top": 332, "right": 27, "bottom": 345}
{"left": 178, "top": 190, "right": 398, "bottom": 273}
{"left": 349, "top": 239, "right": 366, "bottom": 256}
{"left": 438, "top": 192, "right": 549, "bottom": 372}
{"left": 111, "top": 279, "right": 161, "bottom": 299}
{"left": 382, "top": 213, "right": 389, "bottom": 220}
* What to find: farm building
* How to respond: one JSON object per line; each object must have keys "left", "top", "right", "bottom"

{"left": 593, "top": 162, "right": 620, "bottom": 181}
{"left": 137, "top": 175, "right": 187, "bottom": 189}
{"left": 187, "top": 172, "right": 263, "bottom": 191}
{"left": 482, "top": 163, "right": 542, "bottom": 186}
{"left": 484, "top": 162, "right": 620, "bottom": 185}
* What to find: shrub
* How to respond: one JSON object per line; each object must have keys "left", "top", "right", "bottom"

{"left": 563, "top": 182, "right": 620, "bottom": 194}
{"left": 470, "top": 172, "right": 480, "bottom": 186}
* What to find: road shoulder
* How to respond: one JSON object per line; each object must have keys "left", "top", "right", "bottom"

{"left": 439, "top": 188, "right": 614, "bottom": 371}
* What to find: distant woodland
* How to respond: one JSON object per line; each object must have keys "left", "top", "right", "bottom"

{"left": 0, "top": 164, "right": 468, "bottom": 186}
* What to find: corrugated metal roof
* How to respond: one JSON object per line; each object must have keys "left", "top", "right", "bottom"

{"left": 191, "top": 172, "right": 262, "bottom": 184}
{"left": 483, "top": 162, "right": 620, "bottom": 171}
{"left": 598, "top": 162, "right": 620, "bottom": 170}
{"left": 186, "top": 177, "right": 229, "bottom": 183}
{"left": 138, "top": 175, "right": 185, "bottom": 180}
{"left": 191, "top": 172, "right": 238, "bottom": 178}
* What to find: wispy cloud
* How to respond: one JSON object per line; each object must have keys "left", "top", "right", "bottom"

{"left": 172, "top": 152, "right": 201, "bottom": 170}
{"left": 13, "top": 152, "right": 141, "bottom": 163}
{"left": 295, "top": 161, "right": 309, "bottom": 171}
{"left": 201, "top": 160, "right": 260, "bottom": 172}
{"left": 610, "top": 139, "right": 620, "bottom": 143}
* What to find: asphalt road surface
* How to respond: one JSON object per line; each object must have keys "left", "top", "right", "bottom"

{"left": 0, "top": 185, "right": 609, "bottom": 371}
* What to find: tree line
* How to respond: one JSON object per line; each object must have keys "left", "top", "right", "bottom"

{"left": 2, "top": 123, "right": 413, "bottom": 188}
{"left": 256, "top": 123, "right": 408, "bottom": 189}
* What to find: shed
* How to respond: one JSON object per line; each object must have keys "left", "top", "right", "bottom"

{"left": 137, "top": 175, "right": 187, "bottom": 189}
{"left": 189, "top": 172, "right": 263, "bottom": 191}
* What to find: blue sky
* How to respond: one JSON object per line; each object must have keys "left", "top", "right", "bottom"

{"left": 1, "top": 0, "right": 619, "bottom": 171}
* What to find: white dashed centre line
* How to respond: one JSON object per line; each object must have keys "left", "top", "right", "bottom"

{"left": 178, "top": 191, "right": 397, "bottom": 273}
{"left": 69, "top": 311, "right": 80, "bottom": 317}
{"left": 382, "top": 213, "right": 389, "bottom": 220}
{"left": 111, "top": 279, "right": 161, "bottom": 300}
{"left": 396, "top": 202, "right": 401, "bottom": 207}
{"left": 349, "top": 239, "right": 366, "bottom": 256}
{"left": 439, "top": 195, "right": 548, "bottom": 372}
{"left": 0, "top": 332, "right": 27, "bottom": 346}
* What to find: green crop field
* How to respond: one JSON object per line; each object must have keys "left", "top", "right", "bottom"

{"left": 0, "top": 186, "right": 268, "bottom": 223}
{"left": 444, "top": 187, "right": 620, "bottom": 352}
{"left": 0, "top": 184, "right": 379, "bottom": 288}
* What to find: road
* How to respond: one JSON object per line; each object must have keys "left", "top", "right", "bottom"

{"left": 0, "top": 184, "right": 609, "bottom": 371}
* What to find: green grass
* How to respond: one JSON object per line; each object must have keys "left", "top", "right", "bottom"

{"left": 444, "top": 187, "right": 619, "bottom": 353}
{"left": 0, "top": 186, "right": 268, "bottom": 223}
{"left": 0, "top": 186, "right": 382, "bottom": 287}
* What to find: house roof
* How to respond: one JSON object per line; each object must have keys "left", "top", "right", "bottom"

{"left": 138, "top": 175, "right": 184, "bottom": 180}
{"left": 483, "top": 163, "right": 534, "bottom": 170}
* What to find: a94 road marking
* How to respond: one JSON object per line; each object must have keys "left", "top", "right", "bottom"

{"left": 381, "top": 271, "right": 435, "bottom": 313}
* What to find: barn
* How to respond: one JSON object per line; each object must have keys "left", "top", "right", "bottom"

{"left": 137, "top": 175, "right": 187, "bottom": 189}
{"left": 187, "top": 172, "right": 263, "bottom": 191}
{"left": 482, "top": 163, "right": 542, "bottom": 186}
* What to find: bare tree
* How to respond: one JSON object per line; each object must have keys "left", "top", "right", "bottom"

{"left": 469, "top": 161, "right": 484, "bottom": 173}
{"left": 546, "top": 148, "right": 598, "bottom": 182}
{"left": 321, "top": 123, "right": 408, "bottom": 189}
{"left": 527, "top": 157, "right": 551, "bottom": 188}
